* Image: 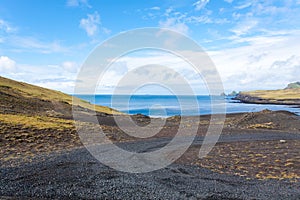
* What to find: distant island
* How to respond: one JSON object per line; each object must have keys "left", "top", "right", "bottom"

{"left": 220, "top": 91, "right": 238, "bottom": 97}
{"left": 235, "top": 82, "right": 300, "bottom": 105}
{"left": 285, "top": 81, "right": 300, "bottom": 89}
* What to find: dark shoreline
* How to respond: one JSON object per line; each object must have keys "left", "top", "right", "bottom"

{"left": 234, "top": 93, "right": 300, "bottom": 106}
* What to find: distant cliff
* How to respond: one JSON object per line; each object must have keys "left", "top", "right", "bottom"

{"left": 285, "top": 82, "right": 300, "bottom": 89}
{"left": 235, "top": 82, "right": 300, "bottom": 105}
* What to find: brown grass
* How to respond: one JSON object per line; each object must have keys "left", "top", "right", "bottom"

{"left": 0, "top": 76, "right": 122, "bottom": 115}
{"left": 0, "top": 113, "right": 74, "bottom": 131}
{"left": 241, "top": 88, "right": 300, "bottom": 100}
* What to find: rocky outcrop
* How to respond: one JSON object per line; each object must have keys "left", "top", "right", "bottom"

{"left": 285, "top": 82, "right": 300, "bottom": 89}
{"left": 235, "top": 93, "right": 300, "bottom": 105}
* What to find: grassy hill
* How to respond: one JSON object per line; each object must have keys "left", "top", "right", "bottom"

{"left": 0, "top": 76, "right": 122, "bottom": 164}
{"left": 236, "top": 87, "right": 300, "bottom": 105}
{"left": 0, "top": 76, "right": 121, "bottom": 116}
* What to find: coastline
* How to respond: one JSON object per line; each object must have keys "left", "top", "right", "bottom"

{"left": 1, "top": 76, "right": 300, "bottom": 199}
{"left": 235, "top": 93, "right": 300, "bottom": 105}
{"left": 234, "top": 88, "right": 300, "bottom": 106}
{"left": 75, "top": 94, "right": 300, "bottom": 117}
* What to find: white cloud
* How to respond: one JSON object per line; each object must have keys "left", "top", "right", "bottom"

{"left": 9, "top": 36, "right": 69, "bottom": 54}
{"left": 193, "top": 0, "right": 210, "bottom": 11}
{"left": 158, "top": 6, "right": 226, "bottom": 28}
{"left": 34, "top": 78, "right": 76, "bottom": 94}
{"left": 0, "top": 19, "right": 70, "bottom": 54}
{"left": 159, "top": 18, "right": 189, "bottom": 35}
{"left": 235, "top": 2, "right": 252, "bottom": 10}
{"left": 94, "top": 50, "right": 210, "bottom": 94}
{"left": 186, "top": 16, "right": 212, "bottom": 24}
{"left": 79, "top": 12, "right": 100, "bottom": 37}
{"left": 150, "top": 6, "right": 160, "bottom": 11}
{"left": 224, "top": 0, "right": 233, "bottom": 3}
{"left": 164, "top": 7, "right": 173, "bottom": 17}
{"left": 75, "top": 30, "right": 300, "bottom": 94}
{"left": 0, "top": 19, "right": 16, "bottom": 33}
{"left": 102, "top": 27, "right": 111, "bottom": 35}
{"left": 61, "top": 61, "right": 79, "bottom": 73}
{"left": 208, "top": 31, "right": 300, "bottom": 92}
{"left": 66, "top": 0, "right": 91, "bottom": 8}
{"left": 231, "top": 19, "right": 258, "bottom": 36}
{"left": 0, "top": 56, "right": 16, "bottom": 72}
{"left": 0, "top": 58, "right": 80, "bottom": 93}
{"left": 79, "top": 12, "right": 110, "bottom": 37}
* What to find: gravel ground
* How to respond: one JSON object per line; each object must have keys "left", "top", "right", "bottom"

{"left": 1, "top": 133, "right": 300, "bottom": 200}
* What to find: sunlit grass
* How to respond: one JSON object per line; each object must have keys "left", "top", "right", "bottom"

{"left": 241, "top": 88, "right": 300, "bottom": 100}
{"left": 0, "top": 76, "right": 122, "bottom": 115}
{"left": 0, "top": 113, "right": 74, "bottom": 131}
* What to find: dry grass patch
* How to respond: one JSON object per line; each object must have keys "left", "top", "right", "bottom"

{"left": 180, "top": 140, "right": 300, "bottom": 182}
{"left": 0, "top": 76, "right": 122, "bottom": 115}
{"left": 241, "top": 88, "right": 300, "bottom": 100}
{"left": 0, "top": 113, "right": 74, "bottom": 131}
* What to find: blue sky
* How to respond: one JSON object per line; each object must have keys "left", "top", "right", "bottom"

{"left": 0, "top": 0, "right": 300, "bottom": 94}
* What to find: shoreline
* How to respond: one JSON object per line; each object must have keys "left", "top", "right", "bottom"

{"left": 234, "top": 96, "right": 300, "bottom": 105}
{"left": 70, "top": 90, "right": 300, "bottom": 118}
{"left": 143, "top": 101, "right": 300, "bottom": 118}
{"left": 234, "top": 89, "right": 300, "bottom": 106}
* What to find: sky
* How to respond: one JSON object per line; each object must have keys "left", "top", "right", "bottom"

{"left": 0, "top": 0, "right": 300, "bottom": 94}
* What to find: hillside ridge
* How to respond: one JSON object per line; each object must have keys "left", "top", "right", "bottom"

{"left": 0, "top": 76, "right": 121, "bottom": 117}
{"left": 0, "top": 76, "right": 123, "bottom": 163}
{"left": 235, "top": 84, "right": 300, "bottom": 105}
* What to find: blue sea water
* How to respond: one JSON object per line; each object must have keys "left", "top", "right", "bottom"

{"left": 74, "top": 95, "right": 300, "bottom": 117}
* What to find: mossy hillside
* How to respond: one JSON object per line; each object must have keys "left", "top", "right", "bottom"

{"left": 240, "top": 88, "right": 300, "bottom": 100}
{"left": 0, "top": 113, "right": 74, "bottom": 131}
{"left": 0, "top": 76, "right": 123, "bottom": 164}
{"left": 0, "top": 76, "right": 122, "bottom": 115}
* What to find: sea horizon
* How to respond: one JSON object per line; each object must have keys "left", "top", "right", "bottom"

{"left": 74, "top": 94, "right": 300, "bottom": 117}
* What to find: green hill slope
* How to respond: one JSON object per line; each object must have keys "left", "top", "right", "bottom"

{"left": 0, "top": 76, "right": 122, "bottom": 164}
{"left": 0, "top": 76, "right": 121, "bottom": 116}
{"left": 235, "top": 87, "right": 300, "bottom": 105}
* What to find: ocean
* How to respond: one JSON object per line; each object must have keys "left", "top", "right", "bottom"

{"left": 74, "top": 95, "right": 300, "bottom": 117}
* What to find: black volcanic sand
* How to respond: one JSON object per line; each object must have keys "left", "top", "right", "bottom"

{"left": 1, "top": 110, "right": 300, "bottom": 199}
{"left": 1, "top": 146, "right": 300, "bottom": 199}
